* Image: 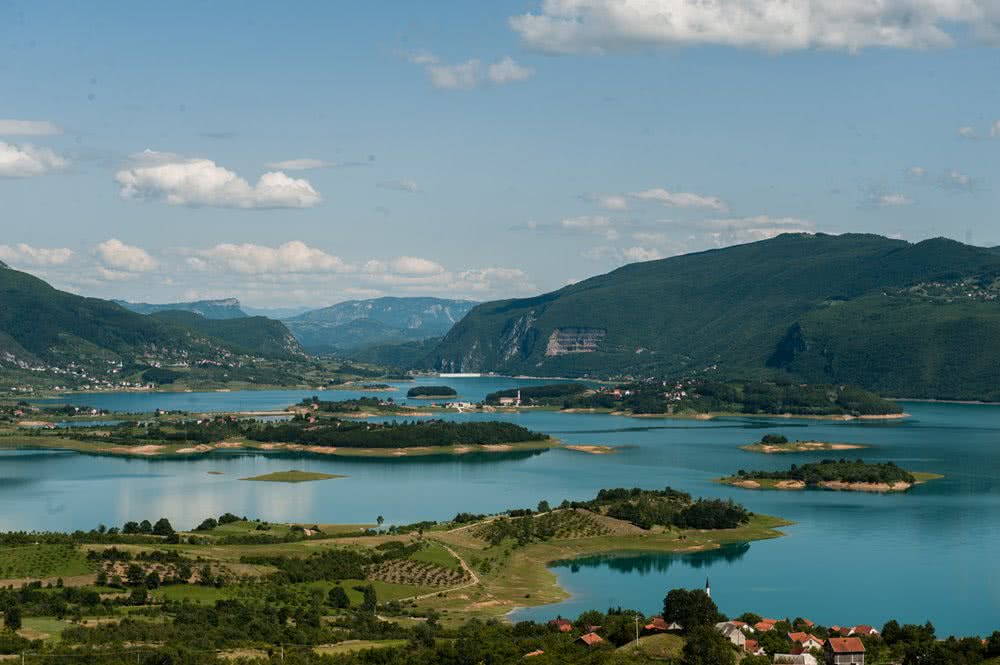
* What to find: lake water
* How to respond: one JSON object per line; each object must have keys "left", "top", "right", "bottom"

{"left": 8, "top": 378, "right": 1000, "bottom": 635}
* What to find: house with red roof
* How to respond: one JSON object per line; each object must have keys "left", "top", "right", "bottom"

{"left": 849, "top": 625, "right": 879, "bottom": 637}
{"left": 755, "top": 618, "right": 778, "bottom": 632}
{"left": 825, "top": 637, "right": 866, "bottom": 665}
{"left": 523, "top": 650, "right": 545, "bottom": 658}
{"left": 576, "top": 632, "right": 604, "bottom": 647}
{"left": 548, "top": 618, "right": 572, "bottom": 633}
{"left": 744, "top": 639, "right": 766, "bottom": 656}
{"left": 789, "top": 632, "right": 826, "bottom": 649}
{"left": 644, "top": 616, "right": 682, "bottom": 632}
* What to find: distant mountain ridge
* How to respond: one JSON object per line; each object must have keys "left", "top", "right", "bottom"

{"left": 284, "top": 296, "right": 476, "bottom": 354}
{"left": 115, "top": 298, "right": 248, "bottom": 319}
{"left": 427, "top": 233, "right": 1000, "bottom": 400}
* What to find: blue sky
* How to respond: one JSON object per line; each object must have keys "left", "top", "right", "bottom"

{"left": 1, "top": 0, "right": 998, "bottom": 307}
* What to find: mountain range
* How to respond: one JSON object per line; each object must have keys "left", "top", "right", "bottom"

{"left": 426, "top": 233, "right": 1000, "bottom": 401}
{"left": 283, "top": 297, "right": 477, "bottom": 355}
{"left": 115, "top": 298, "right": 248, "bottom": 319}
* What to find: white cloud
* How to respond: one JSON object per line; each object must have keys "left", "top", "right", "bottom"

{"left": 487, "top": 57, "right": 536, "bottom": 83}
{"left": 559, "top": 215, "right": 618, "bottom": 240}
{"left": 115, "top": 150, "right": 321, "bottom": 208}
{"left": 0, "top": 119, "right": 62, "bottom": 136}
{"left": 190, "top": 241, "right": 351, "bottom": 274}
{"left": 908, "top": 166, "right": 927, "bottom": 178}
{"left": 0, "top": 243, "right": 73, "bottom": 267}
{"left": 96, "top": 239, "right": 157, "bottom": 273}
{"left": 377, "top": 179, "right": 420, "bottom": 193}
{"left": 593, "top": 194, "right": 628, "bottom": 210}
{"left": 510, "top": 0, "right": 997, "bottom": 54}
{"left": 621, "top": 246, "right": 663, "bottom": 262}
{"left": 263, "top": 158, "right": 329, "bottom": 170}
{"left": 877, "top": 193, "right": 913, "bottom": 206}
{"left": 991, "top": 120, "right": 1000, "bottom": 137}
{"left": 412, "top": 53, "right": 535, "bottom": 89}
{"left": 958, "top": 126, "right": 978, "bottom": 138}
{"left": 364, "top": 256, "right": 446, "bottom": 276}
{"left": 943, "top": 169, "right": 973, "bottom": 189}
{"left": 0, "top": 141, "right": 68, "bottom": 177}
{"left": 630, "top": 187, "right": 728, "bottom": 212}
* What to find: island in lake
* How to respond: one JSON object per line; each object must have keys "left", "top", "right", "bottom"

{"left": 484, "top": 379, "right": 905, "bottom": 420}
{"left": 719, "top": 459, "right": 943, "bottom": 493}
{"left": 740, "top": 433, "right": 869, "bottom": 454}
{"left": 406, "top": 385, "right": 458, "bottom": 399}
{"left": 0, "top": 414, "right": 558, "bottom": 459}
{"left": 239, "top": 470, "right": 345, "bottom": 483}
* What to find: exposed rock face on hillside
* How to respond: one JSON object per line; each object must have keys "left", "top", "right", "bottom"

{"left": 545, "top": 328, "right": 606, "bottom": 356}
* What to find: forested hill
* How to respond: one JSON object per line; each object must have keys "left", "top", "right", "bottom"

{"left": 0, "top": 266, "right": 303, "bottom": 375}
{"left": 115, "top": 298, "right": 247, "bottom": 319}
{"left": 149, "top": 311, "right": 305, "bottom": 359}
{"left": 427, "top": 233, "right": 1000, "bottom": 400}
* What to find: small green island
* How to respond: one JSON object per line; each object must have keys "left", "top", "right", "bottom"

{"left": 719, "top": 459, "right": 943, "bottom": 493}
{"left": 406, "top": 386, "right": 458, "bottom": 399}
{"left": 740, "top": 433, "right": 869, "bottom": 454}
{"left": 239, "top": 470, "right": 345, "bottom": 483}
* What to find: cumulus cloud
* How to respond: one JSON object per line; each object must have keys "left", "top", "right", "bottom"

{"left": 377, "top": 179, "right": 421, "bottom": 193}
{"left": 410, "top": 52, "right": 535, "bottom": 89}
{"left": 487, "top": 57, "right": 536, "bottom": 83}
{"left": 189, "top": 241, "right": 351, "bottom": 274}
{"left": 629, "top": 187, "right": 728, "bottom": 212}
{"left": 365, "top": 256, "right": 446, "bottom": 276}
{"left": 263, "top": 158, "right": 329, "bottom": 170}
{"left": 958, "top": 126, "right": 978, "bottom": 139}
{"left": 96, "top": 239, "right": 157, "bottom": 273}
{"left": 0, "top": 243, "right": 73, "bottom": 267}
{"left": 115, "top": 150, "right": 321, "bottom": 208}
{"left": 908, "top": 166, "right": 927, "bottom": 178}
{"left": 559, "top": 215, "right": 619, "bottom": 240}
{"left": 0, "top": 141, "right": 69, "bottom": 177}
{"left": 992, "top": 120, "right": 1000, "bottom": 137}
{"left": 510, "top": 0, "right": 999, "bottom": 54}
{"left": 0, "top": 119, "right": 62, "bottom": 136}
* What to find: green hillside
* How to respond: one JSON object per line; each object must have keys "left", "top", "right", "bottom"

{"left": 150, "top": 311, "right": 305, "bottom": 359}
{"left": 0, "top": 266, "right": 306, "bottom": 388}
{"left": 426, "top": 233, "right": 1000, "bottom": 399}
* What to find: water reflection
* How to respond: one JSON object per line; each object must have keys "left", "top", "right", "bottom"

{"left": 554, "top": 542, "right": 751, "bottom": 575}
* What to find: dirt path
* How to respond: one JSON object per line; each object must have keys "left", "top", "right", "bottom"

{"left": 397, "top": 543, "right": 480, "bottom": 602}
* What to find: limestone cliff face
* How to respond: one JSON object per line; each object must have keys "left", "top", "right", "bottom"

{"left": 545, "top": 328, "right": 606, "bottom": 356}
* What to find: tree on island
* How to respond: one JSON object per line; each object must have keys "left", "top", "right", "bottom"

{"left": 663, "top": 588, "right": 724, "bottom": 629}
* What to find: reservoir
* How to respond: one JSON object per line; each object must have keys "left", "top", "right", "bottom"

{"left": 8, "top": 378, "right": 1000, "bottom": 634}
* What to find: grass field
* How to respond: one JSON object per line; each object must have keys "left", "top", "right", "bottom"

{"left": 0, "top": 544, "right": 95, "bottom": 580}
{"left": 239, "top": 470, "right": 346, "bottom": 483}
{"left": 18, "top": 617, "right": 73, "bottom": 642}
{"left": 409, "top": 542, "right": 462, "bottom": 570}
{"left": 313, "top": 640, "right": 408, "bottom": 656}
{"left": 618, "top": 633, "right": 686, "bottom": 659}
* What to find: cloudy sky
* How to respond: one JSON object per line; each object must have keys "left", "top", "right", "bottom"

{"left": 2, "top": 1, "right": 999, "bottom": 308}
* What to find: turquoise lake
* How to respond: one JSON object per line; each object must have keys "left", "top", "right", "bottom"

{"left": 8, "top": 377, "right": 1000, "bottom": 635}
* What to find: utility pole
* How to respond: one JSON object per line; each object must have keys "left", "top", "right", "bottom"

{"left": 634, "top": 616, "right": 639, "bottom": 651}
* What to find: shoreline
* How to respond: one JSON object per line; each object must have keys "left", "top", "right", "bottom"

{"left": 740, "top": 441, "right": 870, "bottom": 454}
{"left": 0, "top": 437, "right": 561, "bottom": 460}
{"left": 717, "top": 471, "right": 942, "bottom": 493}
